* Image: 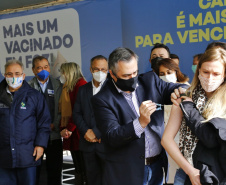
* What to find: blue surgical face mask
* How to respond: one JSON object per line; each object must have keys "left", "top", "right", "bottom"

{"left": 191, "top": 65, "right": 197, "bottom": 74}
{"left": 37, "top": 70, "right": 49, "bottom": 81}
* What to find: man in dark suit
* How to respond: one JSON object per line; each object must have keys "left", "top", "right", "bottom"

{"left": 73, "top": 55, "right": 108, "bottom": 185}
{"left": 91, "top": 48, "right": 187, "bottom": 185}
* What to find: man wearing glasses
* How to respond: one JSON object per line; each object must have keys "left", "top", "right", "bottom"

{"left": 73, "top": 55, "right": 108, "bottom": 185}
{"left": 0, "top": 60, "right": 51, "bottom": 185}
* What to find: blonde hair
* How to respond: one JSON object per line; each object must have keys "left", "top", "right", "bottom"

{"left": 187, "top": 47, "right": 226, "bottom": 122}
{"left": 60, "top": 62, "right": 85, "bottom": 92}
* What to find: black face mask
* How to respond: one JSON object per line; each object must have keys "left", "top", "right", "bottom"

{"left": 151, "top": 57, "right": 163, "bottom": 71}
{"left": 114, "top": 75, "right": 138, "bottom": 92}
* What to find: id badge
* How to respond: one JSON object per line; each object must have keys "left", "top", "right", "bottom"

{"left": 48, "top": 89, "right": 54, "bottom": 97}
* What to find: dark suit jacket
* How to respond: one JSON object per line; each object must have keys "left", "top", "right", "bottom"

{"left": 180, "top": 102, "right": 226, "bottom": 184}
{"left": 73, "top": 81, "right": 104, "bottom": 153}
{"left": 91, "top": 71, "right": 188, "bottom": 185}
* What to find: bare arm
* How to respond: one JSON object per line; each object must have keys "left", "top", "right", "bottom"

{"left": 161, "top": 104, "right": 201, "bottom": 185}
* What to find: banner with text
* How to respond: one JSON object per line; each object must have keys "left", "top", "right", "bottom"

{"left": 0, "top": 0, "right": 225, "bottom": 81}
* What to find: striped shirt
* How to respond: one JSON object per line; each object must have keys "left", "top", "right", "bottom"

{"left": 112, "top": 80, "right": 162, "bottom": 158}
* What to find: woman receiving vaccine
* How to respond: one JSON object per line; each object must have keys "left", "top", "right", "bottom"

{"left": 161, "top": 47, "right": 226, "bottom": 185}
{"left": 155, "top": 58, "right": 189, "bottom": 183}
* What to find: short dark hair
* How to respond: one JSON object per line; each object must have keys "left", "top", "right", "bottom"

{"left": 109, "top": 47, "right": 138, "bottom": 73}
{"left": 170, "top": 53, "right": 179, "bottom": 60}
{"left": 193, "top": 53, "right": 203, "bottom": 60}
{"left": 90, "top": 55, "right": 107, "bottom": 66}
{"left": 151, "top": 57, "right": 163, "bottom": 72}
{"left": 205, "top": 41, "right": 226, "bottom": 51}
{"left": 150, "top": 43, "right": 170, "bottom": 58}
{"left": 32, "top": 56, "right": 49, "bottom": 68}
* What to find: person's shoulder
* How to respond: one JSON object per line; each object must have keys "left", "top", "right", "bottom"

{"left": 49, "top": 76, "right": 62, "bottom": 89}
{"left": 93, "top": 80, "right": 113, "bottom": 100}
{"left": 24, "top": 81, "right": 42, "bottom": 96}
{"left": 138, "top": 71, "right": 159, "bottom": 86}
{"left": 77, "top": 78, "right": 87, "bottom": 85}
{"left": 208, "top": 118, "right": 226, "bottom": 140}
{"left": 28, "top": 77, "right": 37, "bottom": 86}
{"left": 139, "top": 70, "right": 155, "bottom": 77}
{"left": 27, "top": 89, "right": 46, "bottom": 106}
{"left": 78, "top": 81, "right": 91, "bottom": 91}
{"left": 139, "top": 70, "right": 157, "bottom": 80}
{"left": 74, "top": 78, "right": 87, "bottom": 91}
{"left": 0, "top": 79, "right": 7, "bottom": 89}
{"left": 49, "top": 76, "right": 61, "bottom": 84}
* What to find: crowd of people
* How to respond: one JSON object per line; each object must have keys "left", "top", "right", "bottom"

{"left": 0, "top": 41, "right": 225, "bottom": 185}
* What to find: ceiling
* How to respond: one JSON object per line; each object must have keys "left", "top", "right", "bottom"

{"left": 0, "top": 0, "right": 81, "bottom": 12}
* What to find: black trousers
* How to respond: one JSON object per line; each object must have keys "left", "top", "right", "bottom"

{"left": 36, "top": 139, "right": 63, "bottom": 185}
{"left": 71, "top": 150, "right": 87, "bottom": 185}
{"left": 83, "top": 151, "right": 105, "bottom": 185}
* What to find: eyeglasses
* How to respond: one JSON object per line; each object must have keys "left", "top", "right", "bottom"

{"left": 92, "top": 68, "right": 108, "bottom": 73}
{"left": 5, "top": 73, "right": 23, "bottom": 78}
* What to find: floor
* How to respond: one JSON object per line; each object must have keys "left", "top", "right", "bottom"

{"left": 39, "top": 159, "right": 76, "bottom": 185}
{"left": 39, "top": 157, "right": 173, "bottom": 185}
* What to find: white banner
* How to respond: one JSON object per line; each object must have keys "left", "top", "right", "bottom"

{"left": 0, "top": 8, "right": 81, "bottom": 77}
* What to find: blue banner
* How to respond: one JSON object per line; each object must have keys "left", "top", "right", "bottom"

{"left": 121, "top": 0, "right": 226, "bottom": 81}
{"left": 0, "top": 0, "right": 225, "bottom": 82}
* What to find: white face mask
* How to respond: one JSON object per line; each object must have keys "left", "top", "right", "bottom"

{"left": 198, "top": 74, "right": 224, "bottom": 92}
{"left": 59, "top": 75, "right": 66, "bottom": 84}
{"left": 6, "top": 76, "right": 23, "bottom": 89}
{"left": 159, "top": 73, "right": 177, "bottom": 83}
{"left": 93, "top": 71, "right": 107, "bottom": 83}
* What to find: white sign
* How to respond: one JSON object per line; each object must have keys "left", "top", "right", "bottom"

{"left": 0, "top": 8, "right": 81, "bottom": 76}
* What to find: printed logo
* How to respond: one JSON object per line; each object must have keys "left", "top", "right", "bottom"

{"left": 20, "top": 102, "right": 26, "bottom": 109}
